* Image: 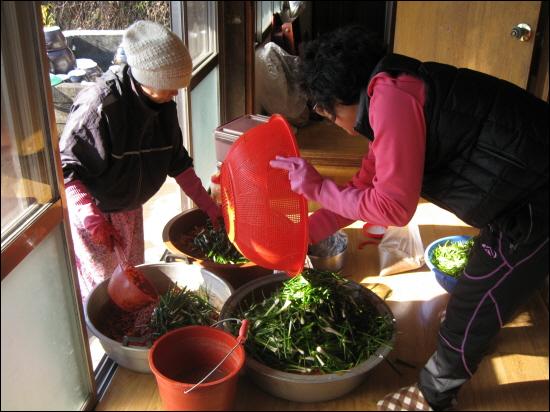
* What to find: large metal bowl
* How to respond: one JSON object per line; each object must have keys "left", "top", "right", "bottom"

{"left": 220, "top": 274, "right": 396, "bottom": 402}
{"left": 84, "top": 262, "right": 233, "bottom": 374}
{"left": 162, "top": 208, "right": 273, "bottom": 288}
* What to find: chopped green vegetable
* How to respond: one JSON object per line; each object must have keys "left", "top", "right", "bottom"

{"left": 149, "top": 284, "right": 217, "bottom": 338}
{"left": 431, "top": 238, "right": 474, "bottom": 278}
{"left": 230, "top": 269, "right": 394, "bottom": 374}
{"left": 192, "top": 219, "right": 249, "bottom": 265}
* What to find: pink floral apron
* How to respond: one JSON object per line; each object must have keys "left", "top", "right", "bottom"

{"left": 68, "top": 207, "right": 144, "bottom": 300}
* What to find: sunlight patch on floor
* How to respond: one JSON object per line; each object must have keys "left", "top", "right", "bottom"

{"left": 503, "top": 309, "right": 536, "bottom": 328}
{"left": 490, "top": 354, "right": 549, "bottom": 384}
{"left": 88, "top": 334, "right": 105, "bottom": 370}
{"left": 414, "top": 201, "right": 473, "bottom": 227}
{"left": 143, "top": 178, "right": 182, "bottom": 263}
{"left": 362, "top": 272, "right": 448, "bottom": 302}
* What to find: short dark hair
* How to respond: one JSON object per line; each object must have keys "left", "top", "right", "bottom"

{"left": 300, "top": 25, "right": 386, "bottom": 115}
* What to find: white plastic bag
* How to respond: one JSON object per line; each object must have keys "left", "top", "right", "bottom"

{"left": 378, "top": 222, "right": 424, "bottom": 276}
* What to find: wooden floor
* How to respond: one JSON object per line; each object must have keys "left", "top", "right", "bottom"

{"left": 95, "top": 122, "right": 548, "bottom": 411}
{"left": 95, "top": 200, "right": 549, "bottom": 411}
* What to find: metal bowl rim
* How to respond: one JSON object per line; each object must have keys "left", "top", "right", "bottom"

{"left": 162, "top": 208, "right": 259, "bottom": 269}
{"left": 220, "top": 273, "right": 396, "bottom": 381}
{"left": 84, "top": 262, "right": 234, "bottom": 352}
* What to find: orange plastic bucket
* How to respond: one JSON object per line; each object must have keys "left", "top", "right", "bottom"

{"left": 148, "top": 325, "right": 245, "bottom": 411}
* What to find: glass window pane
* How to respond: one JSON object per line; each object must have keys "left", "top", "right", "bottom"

{"left": 1, "top": 224, "right": 93, "bottom": 410}
{"left": 256, "top": 1, "right": 283, "bottom": 42}
{"left": 40, "top": 1, "right": 170, "bottom": 30}
{"left": 1, "top": 5, "right": 54, "bottom": 239}
{"left": 190, "top": 66, "right": 219, "bottom": 185}
{"left": 261, "top": 1, "right": 273, "bottom": 33}
{"left": 187, "top": 1, "right": 212, "bottom": 66}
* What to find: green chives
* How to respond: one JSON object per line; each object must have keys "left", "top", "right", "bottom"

{"left": 230, "top": 269, "right": 394, "bottom": 374}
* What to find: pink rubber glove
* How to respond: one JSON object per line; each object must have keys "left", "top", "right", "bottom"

{"left": 175, "top": 168, "right": 222, "bottom": 226}
{"left": 65, "top": 180, "right": 123, "bottom": 251}
{"left": 269, "top": 156, "right": 324, "bottom": 200}
{"left": 270, "top": 155, "right": 362, "bottom": 214}
{"left": 271, "top": 155, "right": 394, "bottom": 225}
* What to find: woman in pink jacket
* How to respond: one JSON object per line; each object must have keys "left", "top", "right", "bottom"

{"left": 271, "top": 25, "right": 548, "bottom": 411}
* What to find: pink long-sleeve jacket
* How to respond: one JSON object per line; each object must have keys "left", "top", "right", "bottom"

{"left": 309, "top": 72, "right": 427, "bottom": 243}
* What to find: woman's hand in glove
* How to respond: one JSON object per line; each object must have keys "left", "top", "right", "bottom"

{"left": 269, "top": 156, "right": 324, "bottom": 201}
{"left": 65, "top": 180, "right": 123, "bottom": 251}
{"left": 82, "top": 211, "right": 123, "bottom": 251}
{"left": 204, "top": 202, "right": 222, "bottom": 228}
{"left": 271, "top": 155, "right": 378, "bottom": 225}
{"left": 176, "top": 168, "right": 222, "bottom": 228}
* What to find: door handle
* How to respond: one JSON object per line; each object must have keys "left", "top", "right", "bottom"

{"left": 511, "top": 23, "right": 532, "bottom": 42}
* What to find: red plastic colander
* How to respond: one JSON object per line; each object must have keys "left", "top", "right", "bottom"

{"left": 220, "top": 114, "right": 308, "bottom": 276}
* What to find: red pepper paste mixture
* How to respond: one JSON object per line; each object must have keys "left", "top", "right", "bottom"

{"left": 99, "top": 300, "right": 157, "bottom": 346}
{"left": 99, "top": 284, "right": 217, "bottom": 347}
{"left": 123, "top": 265, "right": 157, "bottom": 298}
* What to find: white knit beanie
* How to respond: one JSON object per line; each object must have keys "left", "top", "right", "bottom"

{"left": 122, "top": 20, "right": 192, "bottom": 90}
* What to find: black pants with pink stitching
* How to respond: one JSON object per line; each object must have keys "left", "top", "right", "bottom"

{"left": 418, "top": 207, "right": 549, "bottom": 410}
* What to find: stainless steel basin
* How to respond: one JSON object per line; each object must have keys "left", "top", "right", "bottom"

{"left": 85, "top": 262, "right": 233, "bottom": 374}
{"left": 220, "top": 274, "right": 396, "bottom": 402}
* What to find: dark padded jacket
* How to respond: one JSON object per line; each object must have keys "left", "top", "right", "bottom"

{"left": 355, "top": 54, "right": 548, "bottom": 238}
{"left": 60, "top": 65, "right": 193, "bottom": 213}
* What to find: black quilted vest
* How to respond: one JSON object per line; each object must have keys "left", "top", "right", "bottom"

{"left": 355, "top": 54, "right": 548, "bottom": 230}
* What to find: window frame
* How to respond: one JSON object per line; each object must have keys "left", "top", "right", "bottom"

{"left": 1, "top": 1, "right": 97, "bottom": 409}
{"left": 186, "top": 0, "right": 218, "bottom": 72}
{"left": 1, "top": 2, "right": 79, "bottom": 289}
{"left": 255, "top": 1, "right": 283, "bottom": 44}
{"left": 171, "top": 0, "right": 220, "bottom": 209}
{"left": 0, "top": 0, "right": 61, "bottom": 269}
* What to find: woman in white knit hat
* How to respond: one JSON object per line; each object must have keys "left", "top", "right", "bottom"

{"left": 59, "top": 20, "right": 221, "bottom": 300}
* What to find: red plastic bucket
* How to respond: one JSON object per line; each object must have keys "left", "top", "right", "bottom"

{"left": 148, "top": 325, "right": 245, "bottom": 411}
